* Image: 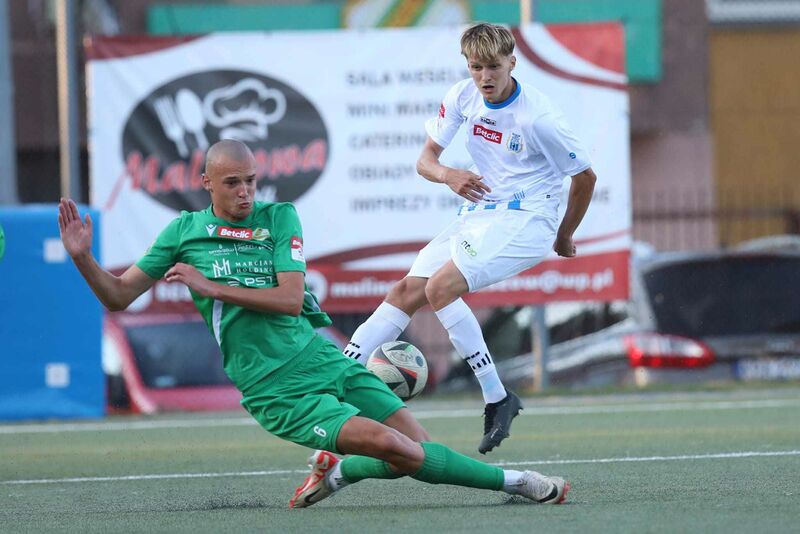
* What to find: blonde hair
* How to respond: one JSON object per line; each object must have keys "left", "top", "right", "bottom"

{"left": 460, "top": 23, "right": 515, "bottom": 62}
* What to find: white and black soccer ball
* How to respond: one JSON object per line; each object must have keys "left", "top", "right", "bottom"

{"left": 366, "top": 341, "right": 428, "bottom": 401}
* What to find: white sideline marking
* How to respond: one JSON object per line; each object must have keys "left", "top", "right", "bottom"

{"left": 0, "top": 417, "right": 257, "bottom": 434}
{"left": 1, "top": 398, "right": 798, "bottom": 435}
{"left": 412, "top": 398, "right": 800, "bottom": 420}
{"left": 1, "top": 469, "right": 305, "bottom": 485}
{"left": 3, "top": 450, "right": 799, "bottom": 486}
{"left": 491, "top": 450, "right": 800, "bottom": 467}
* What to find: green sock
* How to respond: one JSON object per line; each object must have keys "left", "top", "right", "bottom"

{"left": 411, "top": 442, "right": 504, "bottom": 490}
{"left": 338, "top": 442, "right": 504, "bottom": 491}
{"left": 340, "top": 455, "right": 403, "bottom": 483}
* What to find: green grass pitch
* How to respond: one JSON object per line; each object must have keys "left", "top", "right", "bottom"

{"left": 2, "top": 387, "right": 799, "bottom": 533}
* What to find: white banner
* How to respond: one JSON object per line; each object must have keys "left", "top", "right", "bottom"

{"left": 88, "top": 24, "right": 630, "bottom": 310}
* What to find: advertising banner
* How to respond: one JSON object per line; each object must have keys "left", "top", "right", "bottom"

{"left": 87, "top": 24, "right": 630, "bottom": 312}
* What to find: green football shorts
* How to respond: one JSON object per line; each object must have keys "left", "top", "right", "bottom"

{"left": 240, "top": 336, "right": 406, "bottom": 453}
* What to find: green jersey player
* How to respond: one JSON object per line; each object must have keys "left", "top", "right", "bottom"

{"left": 59, "top": 139, "right": 568, "bottom": 507}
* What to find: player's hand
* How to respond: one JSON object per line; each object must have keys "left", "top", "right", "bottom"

{"left": 553, "top": 234, "right": 576, "bottom": 257}
{"left": 165, "top": 263, "right": 218, "bottom": 297}
{"left": 58, "top": 198, "right": 94, "bottom": 259}
{"left": 442, "top": 168, "right": 491, "bottom": 203}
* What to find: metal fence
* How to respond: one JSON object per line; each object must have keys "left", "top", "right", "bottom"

{"left": 634, "top": 185, "right": 800, "bottom": 251}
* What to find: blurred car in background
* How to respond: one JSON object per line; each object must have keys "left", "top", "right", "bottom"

{"left": 104, "top": 313, "right": 347, "bottom": 413}
{"left": 461, "top": 240, "right": 800, "bottom": 391}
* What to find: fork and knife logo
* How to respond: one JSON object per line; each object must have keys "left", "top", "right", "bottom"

{"left": 154, "top": 89, "right": 208, "bottom": 158}
{"left": 153, "top": 79, "right": 287, "bottom": 159}
{"left": 121, "top": 70, "right": 328, "bottom": 211}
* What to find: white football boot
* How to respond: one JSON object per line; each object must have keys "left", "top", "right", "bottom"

{"left": 516, "top": 471, "right": 570, "bottom": 504}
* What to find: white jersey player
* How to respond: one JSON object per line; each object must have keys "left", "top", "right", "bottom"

{"left": 344, "top": 23, "right": 597, "bottom": 454}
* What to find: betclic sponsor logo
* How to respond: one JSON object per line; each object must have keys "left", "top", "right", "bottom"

{"left": 217, "top": 226, "right": 253, "bottom": 240}
{"left": 473, "top": 125, "right": 502, "bottom": 144}
{"left": 290, "top": 235, "right": 305, "bottom": 263}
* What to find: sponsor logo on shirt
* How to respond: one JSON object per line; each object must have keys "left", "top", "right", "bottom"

{"left": 479, "top": 116, "right": 496, "bottom": 126}
{"left": 461, "top": 240, "right": 478, "bottom": 257}
{"left": 208, "top": 244, "right": 235, "bottom": 257}
{"left": 205, "top": 224, "right": 217, "bottom": 236}
{"left": 507, "top": 132, "right": 523, "bottom": 153}
{"left": 235, "top": 243, "right": 264, "bottom": 253}
{"left": 252, "top": 228, "right": 271, "bottom": 241}
{"left": 438, "top": 103, "right": 446, "bottom": 118}
{"left": 569, "top": 152, "right": 577, "bottom": 159}
{"left": 473, "top": 125, "right": 502, "bottom": 144}
{"left": 212, "top": 259, "right": 232, "bottom": 277}
{"left": 217, "top": 226, "right": 253, "bottom": 240}
{"left": 290, "top": 235, "right": 305, "bottom": 263}
{"left": 207, "top": 242, "right": 269, "bottom": 258}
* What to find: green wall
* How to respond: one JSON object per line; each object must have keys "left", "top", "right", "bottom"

{"left": 148, "top": 0, "right": 660, "bottom": 82}
{"left": 472, "top": 0, "right": 661, "bottom": 82}
{"left": 148, "top": 3, "right": 343, "bottom": 33}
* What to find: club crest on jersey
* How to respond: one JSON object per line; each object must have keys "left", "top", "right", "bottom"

{"left": 290, "top": 235, "right": 305, "bottom": 263}
{"left": 252, "top": 228, "right": 271, "bottom": 241}
{"left": 507, "top": 133, "right": 523, "bottom": 153}
{"left": 217, "top": 226, "right": 253, "bottom": 240}
{"left": 473, "top": 125, "right": 502, "bottom": 144}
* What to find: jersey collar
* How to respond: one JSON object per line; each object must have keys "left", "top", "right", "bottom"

{"left": 483, "top": 77, "right": 521, "bottom": 110}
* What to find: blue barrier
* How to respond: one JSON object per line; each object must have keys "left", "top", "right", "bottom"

{"left": 0, "top": 204, "right": 104, "bottom": 420}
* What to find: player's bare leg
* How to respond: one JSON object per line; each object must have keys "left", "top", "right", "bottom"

{"left": 289, "top": 415, "right": 567, "bottom": 508}
{"left": 343, "top": 277, "right": 428, "bottom": 364}
{"left": 382, "top": 407, "right": 430, "bottom": 442}
{"left": 426, "top": 261, "right": 522, "bottom": 454}
{"left": 290, "top": 416, "right": 424, "bottom": 508}
{"left": 385, "top": 276, "right": 429, "bottom": 316}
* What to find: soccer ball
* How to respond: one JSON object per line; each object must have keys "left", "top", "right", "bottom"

{"left": 366, "top": 341, "right": 428, "bottom": 401}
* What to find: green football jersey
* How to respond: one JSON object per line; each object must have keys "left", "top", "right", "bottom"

{"left": 136, "top": 202, "right": 331, "bottom": 390}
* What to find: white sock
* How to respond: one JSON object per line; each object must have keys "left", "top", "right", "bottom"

{"left": 327, "top": 461, "right": 350, "bottom": 491}
{"left": 434, "top": 299, "right": 507, "bottom": 404}
{"left": 344, "top": 302, "right": 411, "bottom": 365}
{"left": 502, "top": 469, "right": 527, "bottom": 494}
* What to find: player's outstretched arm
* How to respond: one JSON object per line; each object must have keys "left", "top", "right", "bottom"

{"left": 165, "top": 264, "right": 305, "bottom": 316}
{"left": 58, "top": 198, "right": 157, "bottom": 311}
{"left": 416, "top": 137, "right": 490, "bottom": 203}
{"left": 553, "top": 168, "right": 597, "bottom": 258}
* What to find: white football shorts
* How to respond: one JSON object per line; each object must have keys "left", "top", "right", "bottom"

{"left": 407, "top": 209, "right": 557, "bottom": 292}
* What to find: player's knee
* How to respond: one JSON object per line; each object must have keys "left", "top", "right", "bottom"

{"left": 387, "top": 277, "right": 427, "bottom": 313}
{"left": 424, "top": 278, "right": 450, "bottom": 309}
{"left": 379, "top": 432, "right": 425, "bottom": 475}
{"left": 386, "top": 279, "right": 408, "bottom": 302}
{"left": 372, "top": 429, "right": 420, "bottom": 472}
{"left": 372, "top": 428, "right": 405, "bottom": 454}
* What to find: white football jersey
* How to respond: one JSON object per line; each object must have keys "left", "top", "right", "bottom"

{"left": 425, "top": 78, "right": 592, "bottom": 215}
